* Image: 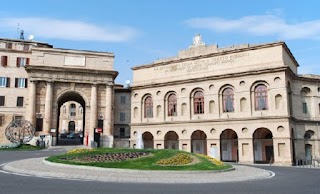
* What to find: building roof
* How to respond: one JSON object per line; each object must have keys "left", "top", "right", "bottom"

{"left": 131, "top": 41, "right": 299, "bottom": 70}
{"left": 0, "top": 37, "right": 53, "bottom": 48}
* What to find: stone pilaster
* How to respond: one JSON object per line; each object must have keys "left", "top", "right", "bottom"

{"left": 43, "top": 81, "right": 53, "bottom": 134}
{"left": 89, "top": 84, "right": 98, "bottom": 144}
{"left": 27, "top": 80, "right": 37, "bottom": 125}
{"left": 102, "top": 84, "right": 113, "bottom": 147}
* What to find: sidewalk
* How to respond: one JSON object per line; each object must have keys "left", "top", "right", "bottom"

{"left": 2, "top": 157, "right": 274, "bottom": 184}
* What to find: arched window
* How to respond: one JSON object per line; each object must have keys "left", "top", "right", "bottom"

{"left": 144, "top": 96, "right": 153, "bottom": 118}
{"left": 168, "top": 94, "right": 177, "bottom": 116}
{"left": 70, "top": 103, "right": 76, "bottom": 116}
{"left": 255, "top": 85, "right": 268, "bottom": 110}
{"left": 223, "top": 88, "right": 234, "bottom": 112}
{"left": 194, "top": 91, "right": 204, "bottom": 114}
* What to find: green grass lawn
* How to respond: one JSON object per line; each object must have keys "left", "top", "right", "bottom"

{"left": 0, "top": 144, "right": 43, "bottom": 151}
{"left": 46, "top": 148, "right": 232, "bottom": 171}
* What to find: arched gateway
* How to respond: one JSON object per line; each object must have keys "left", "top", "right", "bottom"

{"left": 25, "top": 47, "right": 118, "bottom": 147}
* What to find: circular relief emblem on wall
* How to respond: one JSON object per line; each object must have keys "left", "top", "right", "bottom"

{"left": 210, "top": 128, "right": 216, "bottom": 134}
{"left": 157, "top": 130, "right": 162, "bottom": 135}
{"left": 242, "top": 128, "right": 248, "bottom": 133}
{"left": 277, "top": 126, "right": 284, "bottom": 132}
{"left": 134, "top": 93, "right": 138, "bottom": 98}
{"left": 156, "top": 91, "right": 161, "bottom": 95}
{"left": 133, "top": 131, "right": 137, "bottom": 136}
{"left": 240, "top": 81, "right": 245, "bottom": 86}
{"left": 209, "top": 84, "right": 214, "bottom": 90}
{"left": 181, "top": 88, "right": 186, "bottom": 93}
{"left": 182, "top": 129, "right": 187, "bottom": 135}
{"left": 274, "top": 77, "right": 281, "bottom": 83}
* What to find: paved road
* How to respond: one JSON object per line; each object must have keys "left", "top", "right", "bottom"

{"left": 0, "top": 148, "right": 319, "bottom": 194}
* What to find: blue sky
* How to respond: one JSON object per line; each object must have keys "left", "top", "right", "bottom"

{"left": 1, "top": 0, "right": 320, "bottom": 85}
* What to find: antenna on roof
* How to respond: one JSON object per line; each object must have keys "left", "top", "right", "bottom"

{"left": 16, "top": 23, "right": 20, "bottom": 39}
{"left": 19, "top": 30, "right": 25, "bottom": 40}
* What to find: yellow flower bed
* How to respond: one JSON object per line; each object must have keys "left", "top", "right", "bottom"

{"left": 156, "top": 153, "right": 193, "bottom": 165}
{"left": 67, "top": 148, "right": 94, "bottom": 154}
{"left": 197, "top": 154, "right": 224, "bottom": 166}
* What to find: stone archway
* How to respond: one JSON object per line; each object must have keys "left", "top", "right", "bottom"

{"left": 220, "top": 129, "right": 238, "bottom": 162}
{"left": 164, "top": 131, "right": 179, "bottom": 150}
{"left": 191, "top": 130, "right": 207, "bottom": 154}
{"left": 56, "top": 91, "right": 86, "bottom": 145}
{"left": 253, "top": 128, "right": 274, "bottom": 163}
{"left": 142, "top": 132, "right": 154, "bottom": 149}
{"left": 25, "top": 49, "right": 118, "bottom": 147}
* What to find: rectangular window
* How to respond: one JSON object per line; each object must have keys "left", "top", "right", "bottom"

{"left": 16, "top": 57, "right": 29, "bottom": 67}
{"left": 0, "top": 96, "right": 5, "bottom": 106}
{"left": 120, "top": 112, "right": 125, "bottom": 121}
{"left": 23, "top": 45, "right": 30, "bottom": 51}
{"left": 36, "top": 118, "right": 43, "bottom": 131}
{"left": 120, "top": 128, "right": 125, "bottom": 138}
{"left": 303, "top": 102, "right": 308, "bottom": 113}
{"left": 0, "top": 77, "right": 10, "bottom": 87}
{"left": 1, "top": 56, "right": 8, "bottom": 67}
{"left": 120, "top": 96, "right": 126, "bottom": 104}
{"left": 14, "top": 115, "right": 23, "bottom": 120}
{"left": 0, "top": 115, "right": 4, "bottom": 126}
{"left": 6, "top": 43, "right": 12, "bottom": 49}
{"left": 15, "top": 78, "right": 28, "bottom": 88}
{"left": 17, "top": 97, "right": 24, "bottom": 107}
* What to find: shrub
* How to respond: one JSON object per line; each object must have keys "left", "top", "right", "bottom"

{"left": 197, "top": 154, "right": 224, "bottom": 166}
{"left": 156, "top": 153, "right": 193, "bottom": 165}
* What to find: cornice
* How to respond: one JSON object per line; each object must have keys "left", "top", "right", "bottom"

{"left": 131, "top": 66, "right": 288, "bottom": 90}
{"left": 130, "top": 115, "right": 290, "bottom": 126}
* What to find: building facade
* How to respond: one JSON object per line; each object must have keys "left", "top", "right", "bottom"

{"left": 0, "top": 37, "right": 130, "bottom": 147}
{"left": 130, "top": 35, "right": 320, "bottom": 165}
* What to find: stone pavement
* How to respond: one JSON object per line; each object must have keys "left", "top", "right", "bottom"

{"left": 2, "top": 157, "right": 274, "bottom": 184}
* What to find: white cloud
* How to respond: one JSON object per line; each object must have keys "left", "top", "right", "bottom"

{"left": 185, "top": 14, "right": 320, "bottom": 40}
{"left": 0, "top": 17, "right": 138, "bottom": 42}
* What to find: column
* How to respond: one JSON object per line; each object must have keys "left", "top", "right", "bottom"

{"left": 102, "top": 84, "right": 113, "bottom": 147}
{"left": 27, "top": 80, "right": 37, "bottom": 125}
{"left": 43, "top": 81, "right": 53, "bottom": 134}
{"left": 104, "top": 85, "right": 113, "bottom": 135}
{"left": 89, "top": 84, "right": 98, "bottom": 144}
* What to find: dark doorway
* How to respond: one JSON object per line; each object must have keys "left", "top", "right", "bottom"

{"left": 265, "top": 146, "right": 274, "bottom": 163}
{"left": 68, "top": 121, "right": 75, "bottom": 133}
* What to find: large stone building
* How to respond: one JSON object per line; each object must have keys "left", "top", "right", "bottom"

{"left": 130, "top": 34, "right": 320, "bottom": 165}
{"left": 0, "top": 36, "right": 130, "bottom": 147}
{"left": 1, "top": 34, "right": 320, "bottom": 165}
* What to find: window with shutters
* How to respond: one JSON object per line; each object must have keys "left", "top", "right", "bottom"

{"left": 70, "top": 103, "right": 76, "bottom": 116}
{"left": 255, "top": 84, "right": 268, "bottom": 110}
{"left": 222, "top": 88, "right": 234, "bottom": 112}
{"left": 16, "top": 57, "right": 29, "bottom": 67}
{"left": 168, "top": 94, "right": 177, "bottom": 116}
{"left": 1, "top": 56, "right": 8, "bottom": 67}
{"left": 0, "top": 115, "right": 4, "bottom": 126}
{"left": 194, "top": 91, "right": 204, "bottom": 114}
{"left": 0, "top": 77, "right": 9, "bottom": 87}
{"left": 120, "top": 96, "right": 126, "bottom": 104}
{"left": 144, "top": 96, "right": 153, "bottom": 118}
{"left": 0, "top": 96, "right": 5, "bottom": 106}
{"left": 120, "top": 112, "right": 125, "bottom": 121}
{"left": 17, "top": 97, "right": 24, "bottom": 107}
{"left": 15, "top": 78, "right": 28, "bottom": 88}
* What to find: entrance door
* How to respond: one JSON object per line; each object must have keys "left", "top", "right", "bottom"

{"left": 265, "top": 146, "right": 274, "bottom": 162}
{"left": 192, "top": 140, "right": 205, "bottom": 154}
{"left": 68, "top": 121, "right": 75, "bottom": 133}
{"left": 305, "top": 144, "right": 312, "bottom": 160}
